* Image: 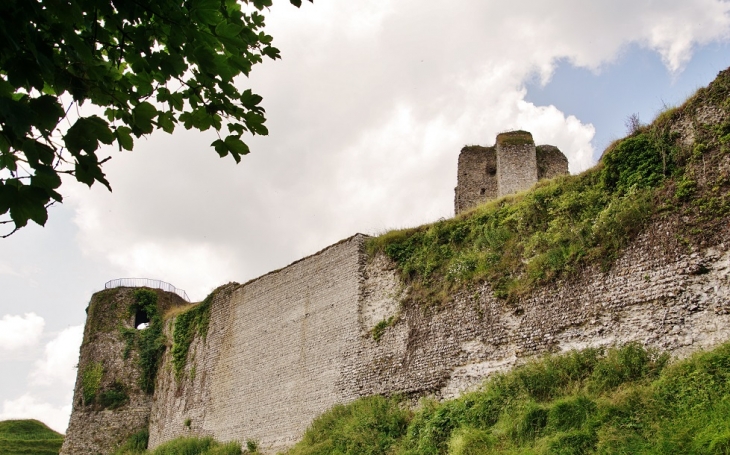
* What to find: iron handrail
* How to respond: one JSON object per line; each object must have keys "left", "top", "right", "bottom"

{"left": 104, "top": 278, "right": 190, "bottom": 302}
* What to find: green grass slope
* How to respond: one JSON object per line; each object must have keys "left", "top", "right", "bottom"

{"left": 283, "top": 342, "right": 730, "bottom": 455}
{"left": 367, "top": 67, "right": 730, "bottom": 307}
{"left": 0, "top": 419, "right": 64, "bottom": 455}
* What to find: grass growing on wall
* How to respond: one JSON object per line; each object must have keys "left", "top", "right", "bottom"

{"left": 366, "top": 73, "right": 730, "bottom": 307}
{"left": 82, "top": 361, "right": 104, "bottom": 404}
{"left": 0, "top": 419, "right": 64, "bottom": 455}
{"left": 281, "top": 341, "right": 730, "bottom": 455}
{"left": 171, "top": 291, "right": 214, "bottom": 379}
{"left": 367, "top": 156, "right": 660, "bottom": 305}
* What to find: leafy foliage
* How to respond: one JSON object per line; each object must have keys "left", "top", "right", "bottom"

{"left": 0, "top": 419, "right": 64, "bottom": 455}
{"left": 282, "top": 342, "right": 730, "bottom": 455}
{"left": 172, "top": 291, "right": 214, "bottom": 379}
{"left": 0, "top": 0, "right": 310, "bottom": 236}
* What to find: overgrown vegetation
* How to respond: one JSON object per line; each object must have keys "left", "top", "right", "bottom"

{"left": 0, "top": 419, "right": 64, "bottom": 455}
{"left": 171, "top": 291, "right": 215, "bottom": 379}
{"left": 282, "top": 342, "right": 730, "bottom": 455}
{"left": 114, "top": 430, "right": 149, "bottom": 454}
{"left": 120, "top": 289, "right": 166, "bottom": 394}
{"left": 82, "top": 361, "right": 104, "bottom": 404}
{"left": 367, "top": 69, "right": 730, "bottom": 307}
{"left": 285, "top": 395, "right": 410, "bottom": 455}
{"left": 114, "top": 434, "right": 242, "bottom": 455}
{"left": 98, "top": 381, "right": 130, "bottom": 410}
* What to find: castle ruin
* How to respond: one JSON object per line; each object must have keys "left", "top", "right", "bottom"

{"left": 454, "top": 131, "right": 569, "bottom": 214}
{"left": 61, "top": 114, "right": 730, "bottom": 455}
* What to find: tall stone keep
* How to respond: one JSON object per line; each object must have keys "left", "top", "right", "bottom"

{"left": 60, "top": 287, "right": 188, "bottom": 455}
{"left": 455, "top": 130, "right": 569, "bottom": 215}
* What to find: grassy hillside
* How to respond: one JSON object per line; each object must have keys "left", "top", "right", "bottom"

{"left": 0, "top": 419, "right": 64, "bottom": 455}
{"left": 283, "top": 342, "right": 730, "bottom": 455}
{"left": 367, "top": 68, "right": 730, "bottom": 307}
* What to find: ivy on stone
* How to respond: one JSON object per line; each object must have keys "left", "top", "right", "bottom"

{"left": 0, "top": 0, "right": 310, "bottom": 236}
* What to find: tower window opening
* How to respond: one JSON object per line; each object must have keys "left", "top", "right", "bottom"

{"left": 135, "top": 309, "right": 150, "bottom": 330}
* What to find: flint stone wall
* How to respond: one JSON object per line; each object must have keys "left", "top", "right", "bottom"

{"left": 66, "top": 220, "right": 730, "bottom": 454}
{"left": 147, "top": 221, "right": 730, "bottom": 454}
{"left": 148, "top": 235, "right": 366, "bottom": 453}
{"left": 341, "top": 222, "right": 730, "bottom": 401}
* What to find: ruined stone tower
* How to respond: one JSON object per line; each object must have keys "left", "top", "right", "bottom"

{"left": 60, "top": 286, "right": 187, "bottom": 455}
{"left": 454, "top": 131, "right": 569, "bottom": 215}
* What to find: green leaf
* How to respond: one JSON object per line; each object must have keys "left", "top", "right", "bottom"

{"left": 7, "top": 184, "right": 50, "bottom": 228}
{"left": 64, "top": 118, "right": 100, "bottom": 155}
{"left": 31, "top": 166, "right": 62, "bottom": 192}
{"left": 0, "top": 153, "right": 18, "bottom": 172}
{"left": 22, "top": 140, "right": 56, "bottom": 166}
{"left": 223, "top": 135, "right": 249, "bottom": 162}
{"left": 0, "top": 79, "right": 14, "bottom": 98}
{"left": 116, "top": 126, "right": 134, "bottom": 151}
{"left": 87, "top": 116, "right": 115, "bottom": 145}
{"left": 132, "top": 102, "right": 158, "bottom": 135}
{"left": 75, "top": 155, "right": 112, "bottom": 190}
{"left": 211, "top": 139, "right": 229, "bottom": 158}
{"left": 215, "top": 22, "right": 243, "bottom": 38}
{"left": 157, "top": 112, "right": 176, "bottom": 134}
{"left": 194, "top": 8, "right": 223, "bottom": 25}
{"left": 28, "top": 95, "right": 64, "bottom": 132}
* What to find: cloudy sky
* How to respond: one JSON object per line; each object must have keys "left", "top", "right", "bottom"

{"left": 1, "top": 0, "right": 730, "bottom": 434}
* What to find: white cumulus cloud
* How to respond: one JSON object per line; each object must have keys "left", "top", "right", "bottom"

{"left": 62, "top": 0, "right": 730, "bottom": 296}
{"left": 30, "top": 325, "right": 83, "bottom": 387}
{"left": 0, "top": 313, "right": 45, "bottom": 351}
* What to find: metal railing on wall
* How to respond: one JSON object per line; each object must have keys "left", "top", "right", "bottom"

{"left": 104, "top": 278, "right": 191, "bottom": 302}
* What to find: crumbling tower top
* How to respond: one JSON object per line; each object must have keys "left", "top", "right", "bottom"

{"left": 454, "top": 131, "right": 569, "bottom": 215}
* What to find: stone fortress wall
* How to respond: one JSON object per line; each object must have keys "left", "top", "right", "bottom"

{"left": 454, "top": 131, "right": 569, "bottom": 215}
{"left": 63, "top": 108, "right": 730, "bottom": 454}
{"left": 63, "top": 227, "right": 730, "bottom": 454}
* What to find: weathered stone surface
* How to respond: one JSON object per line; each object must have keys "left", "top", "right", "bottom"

{"left": 536, "top": 144, "right": 569, "bottom": 181}
{"left": 454, "top": 145, "right": 497, "bottom": 214}
{"left": 454, "top": 133, "right": 569, "bottom": 215}
{"left": 496, "top": 131, "right": 538, "bottom": 197}
{"left": 148, "top": 235, "right": 365, "bottom": 453}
